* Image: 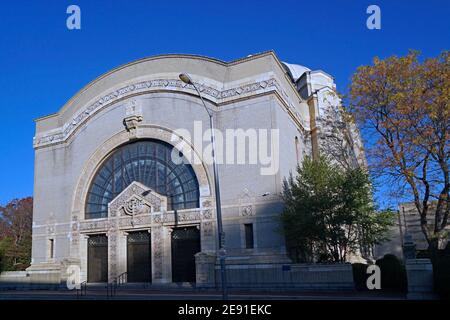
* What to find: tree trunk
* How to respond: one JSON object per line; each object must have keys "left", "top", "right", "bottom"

{"left": 428, "top": 238, "right": 439, "bottom": 264}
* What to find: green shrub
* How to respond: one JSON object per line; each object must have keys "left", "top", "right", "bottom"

{"left": 434, "top": 256, "right": 450, "bottom": 299}
{"left": 376, "top": 254, "right": 407, "bottom": 292}
{"left": 352, "top": 263, "right": 369, "bottom": 291}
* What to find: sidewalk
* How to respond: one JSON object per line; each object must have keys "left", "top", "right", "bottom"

{"left": 0, "top": 289, "right": 406, "bottom": 300}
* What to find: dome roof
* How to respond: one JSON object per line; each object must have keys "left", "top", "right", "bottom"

{"left": 282, "top": 62, "right": 311, "bottom": 82}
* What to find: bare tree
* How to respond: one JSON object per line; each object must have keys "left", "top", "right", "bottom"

{"left": 349, "top": 51, "right": 449, "bottom": 257}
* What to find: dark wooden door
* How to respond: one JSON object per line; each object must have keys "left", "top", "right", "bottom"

{"left": 127, "top": 231, "right": 151, "bottom": 283}
{"left": 87, "top": 234, "right": 108, "bottom": 283}
{"left": 171, "top": 227, "right": 201, "bottom": 283}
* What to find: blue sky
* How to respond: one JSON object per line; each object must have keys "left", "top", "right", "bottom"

{"left": 0, "top": 1, "right": 449, "bottom": 206}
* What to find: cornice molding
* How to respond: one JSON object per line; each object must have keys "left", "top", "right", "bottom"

{"left": 34, "top": 76, "right": 306, "bottom": 149}
{"left": 34, "top": 51, "right": 278, "bottom": 122}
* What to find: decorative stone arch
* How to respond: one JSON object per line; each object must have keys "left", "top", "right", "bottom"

{"left": 71, "top": 124, "right": 213, "bottom": 219}
{"left": 33, "top": 52, "right": 303, "bottom": 149}
{"left": 33, "top": 71, "right": 295, "bottom": 149}
{"left": 69, "top": 124, "right": 216, "bottom": 281}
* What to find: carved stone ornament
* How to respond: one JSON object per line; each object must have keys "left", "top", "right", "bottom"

{"left": 108, "top": 181, "right": 167, "bottom": 216}
{"left": 202, "top": 221, "right": 213, "bottom": 237}
{"left": 238, "top": 188, "right": 256, "bottom": 217}
{"left": 123, "top": 196, "right": 144, "bottom": 215}
{"left": 202, "top": 209, "right": 212, "bottom": 220}
{"left": 121, "top": 195, "right": 150, "bottom": 216}
{"left": 33, "top": 77, "right": 305, "bottom": 149}
{"left": 123, "top": 99, "right": 143, "bottom": 139}
{"left": 240, "top": 205, "right": 254, "bottom": 217}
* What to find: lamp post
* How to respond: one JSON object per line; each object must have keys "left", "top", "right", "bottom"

{"left": 179, "top": 73, "right": 228, "bottom": 300}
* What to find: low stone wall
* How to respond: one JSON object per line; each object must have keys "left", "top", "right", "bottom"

{"left": 4, "top": 258, "right": 354, "bottom": 292}
{"left": 0, "top": 266, "right": 62, "bottom": 290}
{"left": 405, "top": 259, "right": 437, "bottom": 299}
{"left": 210, "top": 262, "right": 355, "bottom": 291}
{"left": 0, "top": 271, "right": 30, "bottom": 284}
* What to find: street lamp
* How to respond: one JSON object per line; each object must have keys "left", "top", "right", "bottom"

{"left": 179, "top": 73, "right": 228, "bottom": 300}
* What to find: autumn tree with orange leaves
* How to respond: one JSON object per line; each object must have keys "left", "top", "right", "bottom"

{"left": 349, "top": 51, "right": 449, "bottom": 258}
{"left": 0, "top": 197, "right": 33, "bottom": 271}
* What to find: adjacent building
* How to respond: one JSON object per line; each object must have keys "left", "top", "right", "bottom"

{"left": 374, "top": 202, "right": 450, "bottom": 260}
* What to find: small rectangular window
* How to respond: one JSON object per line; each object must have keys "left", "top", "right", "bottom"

{"left": 244, "top": 224, "right": 254, "bottom": 249}
{"left": 49, "top": 239, "right": 54, "bottom": 259}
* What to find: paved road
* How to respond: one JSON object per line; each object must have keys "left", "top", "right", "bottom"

{"left": 0, "top": 289, "right": 406, "bottom": 300}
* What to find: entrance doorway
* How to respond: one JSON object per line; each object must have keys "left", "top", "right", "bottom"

{"left": 87, "top": 234, "right": 108, "bottom": 283}
{"left": 127, "top": 231, "right": 151, "bottom": 282}
{"left": 171, "top": 226, "right": 201, "bottom": 283}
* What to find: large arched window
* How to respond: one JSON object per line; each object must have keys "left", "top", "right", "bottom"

{"left": 85, "top": 140, "right": 200, "bottom": 219}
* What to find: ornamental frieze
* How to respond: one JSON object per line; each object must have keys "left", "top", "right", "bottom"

{"left": 177, "top": 211, "right": 201, "bottom": 222}
{"left": 79, "top": 219, "right": 108, "bottom": 232}
{"left": 162, "top": 209, "right": 205, "bottom": 224}
{"left": 78, "top": 209, "right": 207, "bottom": 232}
{"left": 118, "top": 215, "right": 152, "bottom": 228}
{"left": 33, "top": 77, "right": 291, "bottom": 148}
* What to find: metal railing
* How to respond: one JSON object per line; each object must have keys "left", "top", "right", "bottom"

{"left": 76, "top": 281, "right": 87, "bottom": 298}
{"left": 107, "top": 272, "right": 127, "bottom": 298}
{"left": 106, "top": 280, "right": 116, "bottom": 297}
{"left": 117, "top": 272, "right": 127, "bottom": 285}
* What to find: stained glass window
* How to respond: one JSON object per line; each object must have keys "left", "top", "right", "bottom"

{"left": 85, "top": 140, "right": 200, "bottom": 219}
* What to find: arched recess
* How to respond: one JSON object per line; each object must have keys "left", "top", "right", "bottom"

{"left": 85, "top": 139, "right": 201, "bottom": 219}
{"left": 71, "top": 124, "right": 213, "bottom": 221}
{"left": 69, "top": 125, "right": 216, "bottom": 277}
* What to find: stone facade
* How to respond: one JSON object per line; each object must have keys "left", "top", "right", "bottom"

{"left": 29, "top": 52, "right": 364, "bottom": 286}
{"left": 374, "top": 201, "right": 450, "bottom": 260}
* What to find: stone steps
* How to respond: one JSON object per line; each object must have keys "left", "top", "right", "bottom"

{"left": 87, "top": 282, "right": 198, "bottom": 292}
